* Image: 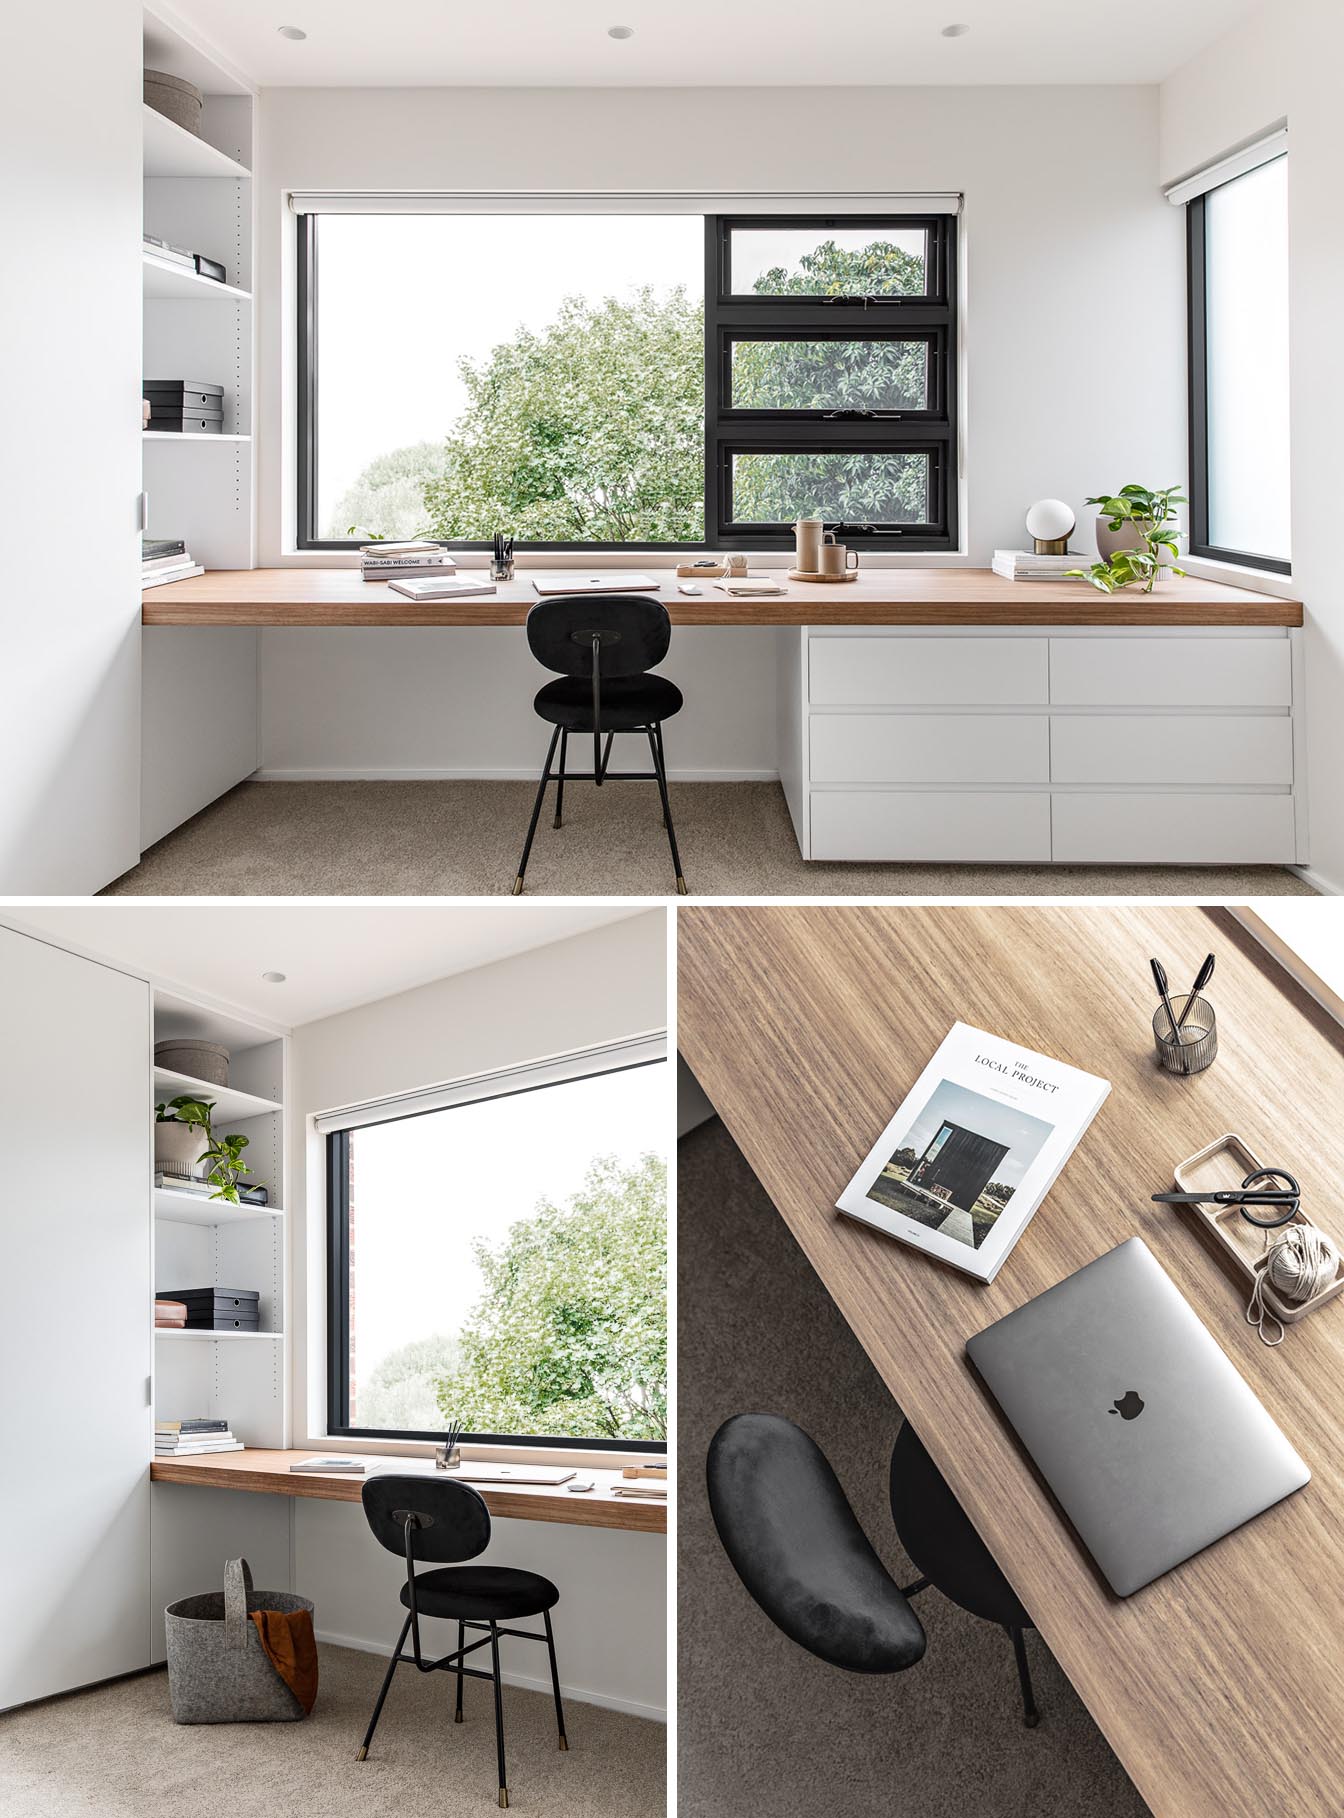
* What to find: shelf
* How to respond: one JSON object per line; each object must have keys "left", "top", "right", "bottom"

{"left": 143, "top": 105, "right": 251, "bottom": 180}
{"left": 154, "top": 1066, "right": 281, "bottom": 1123}
{"left": 154, "top": 1328, "right": 283, "bottom": 1342}
{"left": 154, "top": 1187, "right": 282, "bottom": 1226}
{"left": 142, "top": 253, "right": 251, "bottom": 303}
{"left": 143, "top": 431, "right": 251, "bottom": 444}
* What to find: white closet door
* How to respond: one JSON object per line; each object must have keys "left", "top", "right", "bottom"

{"left": 0, "top": 926, "right": 151, "bottom": 1706}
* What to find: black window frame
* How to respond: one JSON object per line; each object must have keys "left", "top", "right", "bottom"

{"left": 324, "top": 1056, "right": 667, "bottom": 1453}
{"left": 1186, "top": 173, "right": 1291, "bottom": 576}
{"left": 297, "top": 208, "right": 959, "bottom": 554}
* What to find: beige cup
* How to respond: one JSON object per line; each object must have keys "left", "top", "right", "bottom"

{"left": 819, "top": 538, "right": 860, "bottom": 577}
{"left": 793, "top": 516, "right": 824, "bottom": 572}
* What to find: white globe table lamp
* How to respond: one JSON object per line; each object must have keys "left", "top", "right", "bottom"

{"left": 1024, "top": 498, "right": 1076, "bottom": 555}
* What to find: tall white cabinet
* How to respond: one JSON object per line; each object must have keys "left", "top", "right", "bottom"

{"left": 0, "top": 926, "right": 152, "bottom": 1706}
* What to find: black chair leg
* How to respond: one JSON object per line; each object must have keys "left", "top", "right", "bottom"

{"left": 356, "top": 1611, "right": 411, "bottom": 1760}
{"left": 1009, "top": 1625, "right": 1040, "bottom": 1728}
{"left": 646, "top": 725, "right": 687, "bottom": 895}
{"left": 543, "top": 1608, "right": 568, "bottom": 1751}
{"left": 455, "top": 1618, "right": 465, "bottom": 1722}
{"left": 653, "top": 722, "right": 669, "bottom": 826}
{"left": 553, "top": 729, "right": 568, "bottom": 829}
{"left": 489, "top": 1620, "right": 509, "bottom": 1807}
{"left": 513, "top": 726, "right": 560, "bottom": 895}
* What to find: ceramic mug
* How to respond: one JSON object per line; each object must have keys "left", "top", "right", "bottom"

{"left": 819, "top": 538, "right": 860, "bottom": 577}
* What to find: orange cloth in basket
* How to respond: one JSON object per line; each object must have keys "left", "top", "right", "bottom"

{"left": 249, "top": 1609, "right": 318, "bottom": 1714}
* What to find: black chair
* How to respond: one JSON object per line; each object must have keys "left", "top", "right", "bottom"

{"left": 356, "top": 1475, "right": 568, "bottom": 1808}
{"left": 512, "top": 593, "right": 687, "bottom": 896}
{"left": 707, "top": 1412, "right": 1039, "bottom": 1727}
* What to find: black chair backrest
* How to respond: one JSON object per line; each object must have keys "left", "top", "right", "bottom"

{"left": 361, "top": 1474, "right": 491, "bottom": 1564}
{"left": 706, "top": 1412, "right": 926, "bottom": 1674}
{"left": 525, "top": 594, "right": 671, "bottom": 679}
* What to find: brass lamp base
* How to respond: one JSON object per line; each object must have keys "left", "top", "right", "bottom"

{"left": 1032, "top": 536, "right": 1069, "bottom": 555}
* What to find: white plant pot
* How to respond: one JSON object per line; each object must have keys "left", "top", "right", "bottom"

{"left": 1094, "top": 515, "right": 1183, "bottom": 569}
{"left": 156, "top": 1118, "right": 210, "bottom": 1177}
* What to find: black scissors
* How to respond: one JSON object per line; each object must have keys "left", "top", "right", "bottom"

{"left": 1152, "top": 1167, "right": 1302, "bottom": 1230}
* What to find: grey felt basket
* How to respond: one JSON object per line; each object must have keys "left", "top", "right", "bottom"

{"left": 165, "top": 1558, "right": 313, "bottom": 1724}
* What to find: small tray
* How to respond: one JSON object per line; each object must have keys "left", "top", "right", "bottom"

{"left": 787, "top": 568, "right": 858, "bottom": 584}
{"left": 1172, "top": 1133, "right": 1344, "bottom": 1326}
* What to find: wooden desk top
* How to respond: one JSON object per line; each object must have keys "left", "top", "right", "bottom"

{"left": 141, "top": 567, "right": 1301, "bottom": 629}
{"left": 679, "top": 904, "right": 1344, "bottom": 1818}
{"left": 150, "top": 1449, "right": 667, "bottom": 1535}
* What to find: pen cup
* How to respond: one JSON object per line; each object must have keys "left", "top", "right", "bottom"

{"left": 1152, "top": 993, "right": 1217, "bottom": 1075}
{"left": 490, "top": 558, "right": 514, "bottom": 581}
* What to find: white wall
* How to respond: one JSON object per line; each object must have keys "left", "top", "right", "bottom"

{"left": 251, "top": 83, "right": 1184, "bottom": 781}
{"left": 1161, "top": 0, "right": 1344, "bottom": 891}
{"left": 0, "top": 1, "right": 142, "bottom": 890}
{"left": 287, "top": 910, "right": 668, "bottom": 1718}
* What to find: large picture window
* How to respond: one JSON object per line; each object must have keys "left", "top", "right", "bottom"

{"left": 296, "top": 205, "right": 959, "bottom": 552}
{"left": 325, "top": 1039, "right": 667, "bottom": 1449}
{"left": 1186, "top": 153, "right": 1291, "bottom": 573}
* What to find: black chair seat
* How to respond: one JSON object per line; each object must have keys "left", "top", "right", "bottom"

{"left": 401, "top": 1565, "right": 560, "bottom": 1623}
{"left": 533, "top": 673, "right": 684, "bottom": 732}
{"left": 708, "top": 1413, "right": 926, "bottom": 1675}
{"left": 889, "top": 1422, "right": 1031, "bottom": 1629}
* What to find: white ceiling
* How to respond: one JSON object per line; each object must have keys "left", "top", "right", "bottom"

{"left": 162, "top": 0, "right": 1258, "bottom": 89}
{"left": 7, "top": 904, "right": 651, "bottom": 1028}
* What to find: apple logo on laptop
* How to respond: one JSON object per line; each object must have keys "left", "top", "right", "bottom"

{"left": 1109, "top": 1390, "right": 1145, "bottom": 1420}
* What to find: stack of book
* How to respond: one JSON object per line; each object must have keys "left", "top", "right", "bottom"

{"left": 991, "top": 549, "right": 1084, "bottom": 582}
{"left": 155, "top": 1169, "right": 269, "bottom": 1207}
{"left": 155, "top": 1419, "right": 244, "bottom": 1456}
{"left": 142, "top": 538, "right": 204, "bottom": 588}
{"left": 359, "top": 540, "right": 457, "bottom": 583}
{"left": 155, "top": 1298, "right": 187, "bottom": 1328}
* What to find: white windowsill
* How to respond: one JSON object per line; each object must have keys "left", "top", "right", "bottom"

{"left": 1178, "top": 552, "right": 1296, "bottom": 597}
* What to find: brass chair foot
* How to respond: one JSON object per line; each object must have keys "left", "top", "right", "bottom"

{"left": 676, "top": 875, "right": 688, "bottom": 895}
{"left": 511, "top": 876, "right": 524, "bottom": 896}
{"left": 498, "top": 1790, "right": 510, "bottom": 1809}
{"left": 552, "top": 814, "right": 562, "bottom": 829}
{"left": 355, "top": 1746, "right": 368, "bottom": 1761}
{"left": 558, "top": 1735, "right": 569, "bottom": 1751}
{"left": 454, "top": 1710, "right": 464, "bottom": 1723}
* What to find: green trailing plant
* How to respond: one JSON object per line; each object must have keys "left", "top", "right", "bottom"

{"left": 1068, "top": 483, "right": 1186, "bottom": 593}
{"left": 155, "top": 1095, "right": 257, "bottom": 1204}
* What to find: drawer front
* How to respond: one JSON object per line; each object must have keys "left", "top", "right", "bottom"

{"left": 1050, "top": 716, "right": 1293, "bottom": 786}
{"left": 1051, "top": 793, "right": 1296, "bottom": 863}
{"left": 1049, "top": 638, "right": 1291, "bottom": 708}
{"left": 809, "top": 637, "right": 1048, "bottom": 706}
{"left": 811, "top": 714, "right": 1050, "bottom": 785}
{"left": 810, "top": 791, "right": 1051, "bottom": 861}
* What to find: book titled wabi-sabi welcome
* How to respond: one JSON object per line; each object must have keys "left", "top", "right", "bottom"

{"left": 835, "top": 1023, "right": 1110, "bottom": 1284}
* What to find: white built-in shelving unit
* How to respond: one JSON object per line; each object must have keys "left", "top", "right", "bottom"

{"left": 151, "top": 986, "right": 288, "bottom": 1456}
{"left": 141, "top": 9, "right": 257, "bottom": 570}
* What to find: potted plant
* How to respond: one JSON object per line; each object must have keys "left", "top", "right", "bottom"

{"left": 1069, "top": 483, "right": 1186, "bottom": 594}
{"left": 155, "top": 1096, "right": 258, "bottom": 1203}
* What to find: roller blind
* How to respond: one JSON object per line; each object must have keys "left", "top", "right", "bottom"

{"left": 312, "top": 1030, "right": 667, "bottom": 1135}
{"left": 1164, "top": 127, "right": 1287, "bottom": 207}
{"left": 288, "top": 190, "right": 964, "bottom": 216}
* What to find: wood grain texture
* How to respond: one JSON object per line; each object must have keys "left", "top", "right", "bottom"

{"left": 140, "top": 568, "right": 1301, "bottom": 628}
{"left": 678, "top": 905, "right": 1344, "bottom": 1818}
{"left": 149, "top": 1449, "right": 666, "bottom": 1534}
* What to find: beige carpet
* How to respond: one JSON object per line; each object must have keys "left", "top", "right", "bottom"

{"left": 0, "top": 1644, "right": 663, "bottom": 1818}
{"left": 104, "top": 781, "right": 1315, "bottom": 897}
{"left": 677, "top": 1115, "right": 1151, "bottom": 1818}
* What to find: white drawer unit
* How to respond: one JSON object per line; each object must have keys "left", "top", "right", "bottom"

{"left": 810, "top": 714, "right": 1050, "bottom": 786}
{"left": 784, "top": 624, "right": 1303, "bottom": 867}
{"left": 811, "top": 791, "right": 1052, "bottom": 862}
{"left": 1050, "top": 715, "right": 1294, "bottom": 788}
{"left": 809, "top": 636, "right": 1049, "bottom": 706}
{"left": 1049, "top": 638, "right": 1292, "bottom": 708}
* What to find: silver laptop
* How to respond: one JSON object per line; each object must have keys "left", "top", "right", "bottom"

{"left": 966, "top": 1237, "right": 1309, "bottom": 1596}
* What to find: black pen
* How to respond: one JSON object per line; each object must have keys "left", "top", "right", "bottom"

{"left": 1150, "top": 957, "right": 1188, "bottom": 1071}
{"left": 1175, "top": 953, "right": 1215, "bottom": 1030}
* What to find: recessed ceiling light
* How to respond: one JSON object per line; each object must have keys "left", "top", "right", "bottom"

{"left": 261, "top": 971, "right": 287, "bottom": 983}
{"left": 277, "top": 25, "right": 307, "bottom": 40}
{"left": 941, "top": 21, "right": 970, "bottom": 36}
{"left": 607, "top": 24, "right": 635, "bottom": 39}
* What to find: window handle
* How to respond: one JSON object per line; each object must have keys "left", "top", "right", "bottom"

{"left": 821, "top": 409, "right": 905, "bottom": 421}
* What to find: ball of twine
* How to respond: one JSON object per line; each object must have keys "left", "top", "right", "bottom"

{"left": 1265, "top": 1223, "right": 1339, "bottom": 1304}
